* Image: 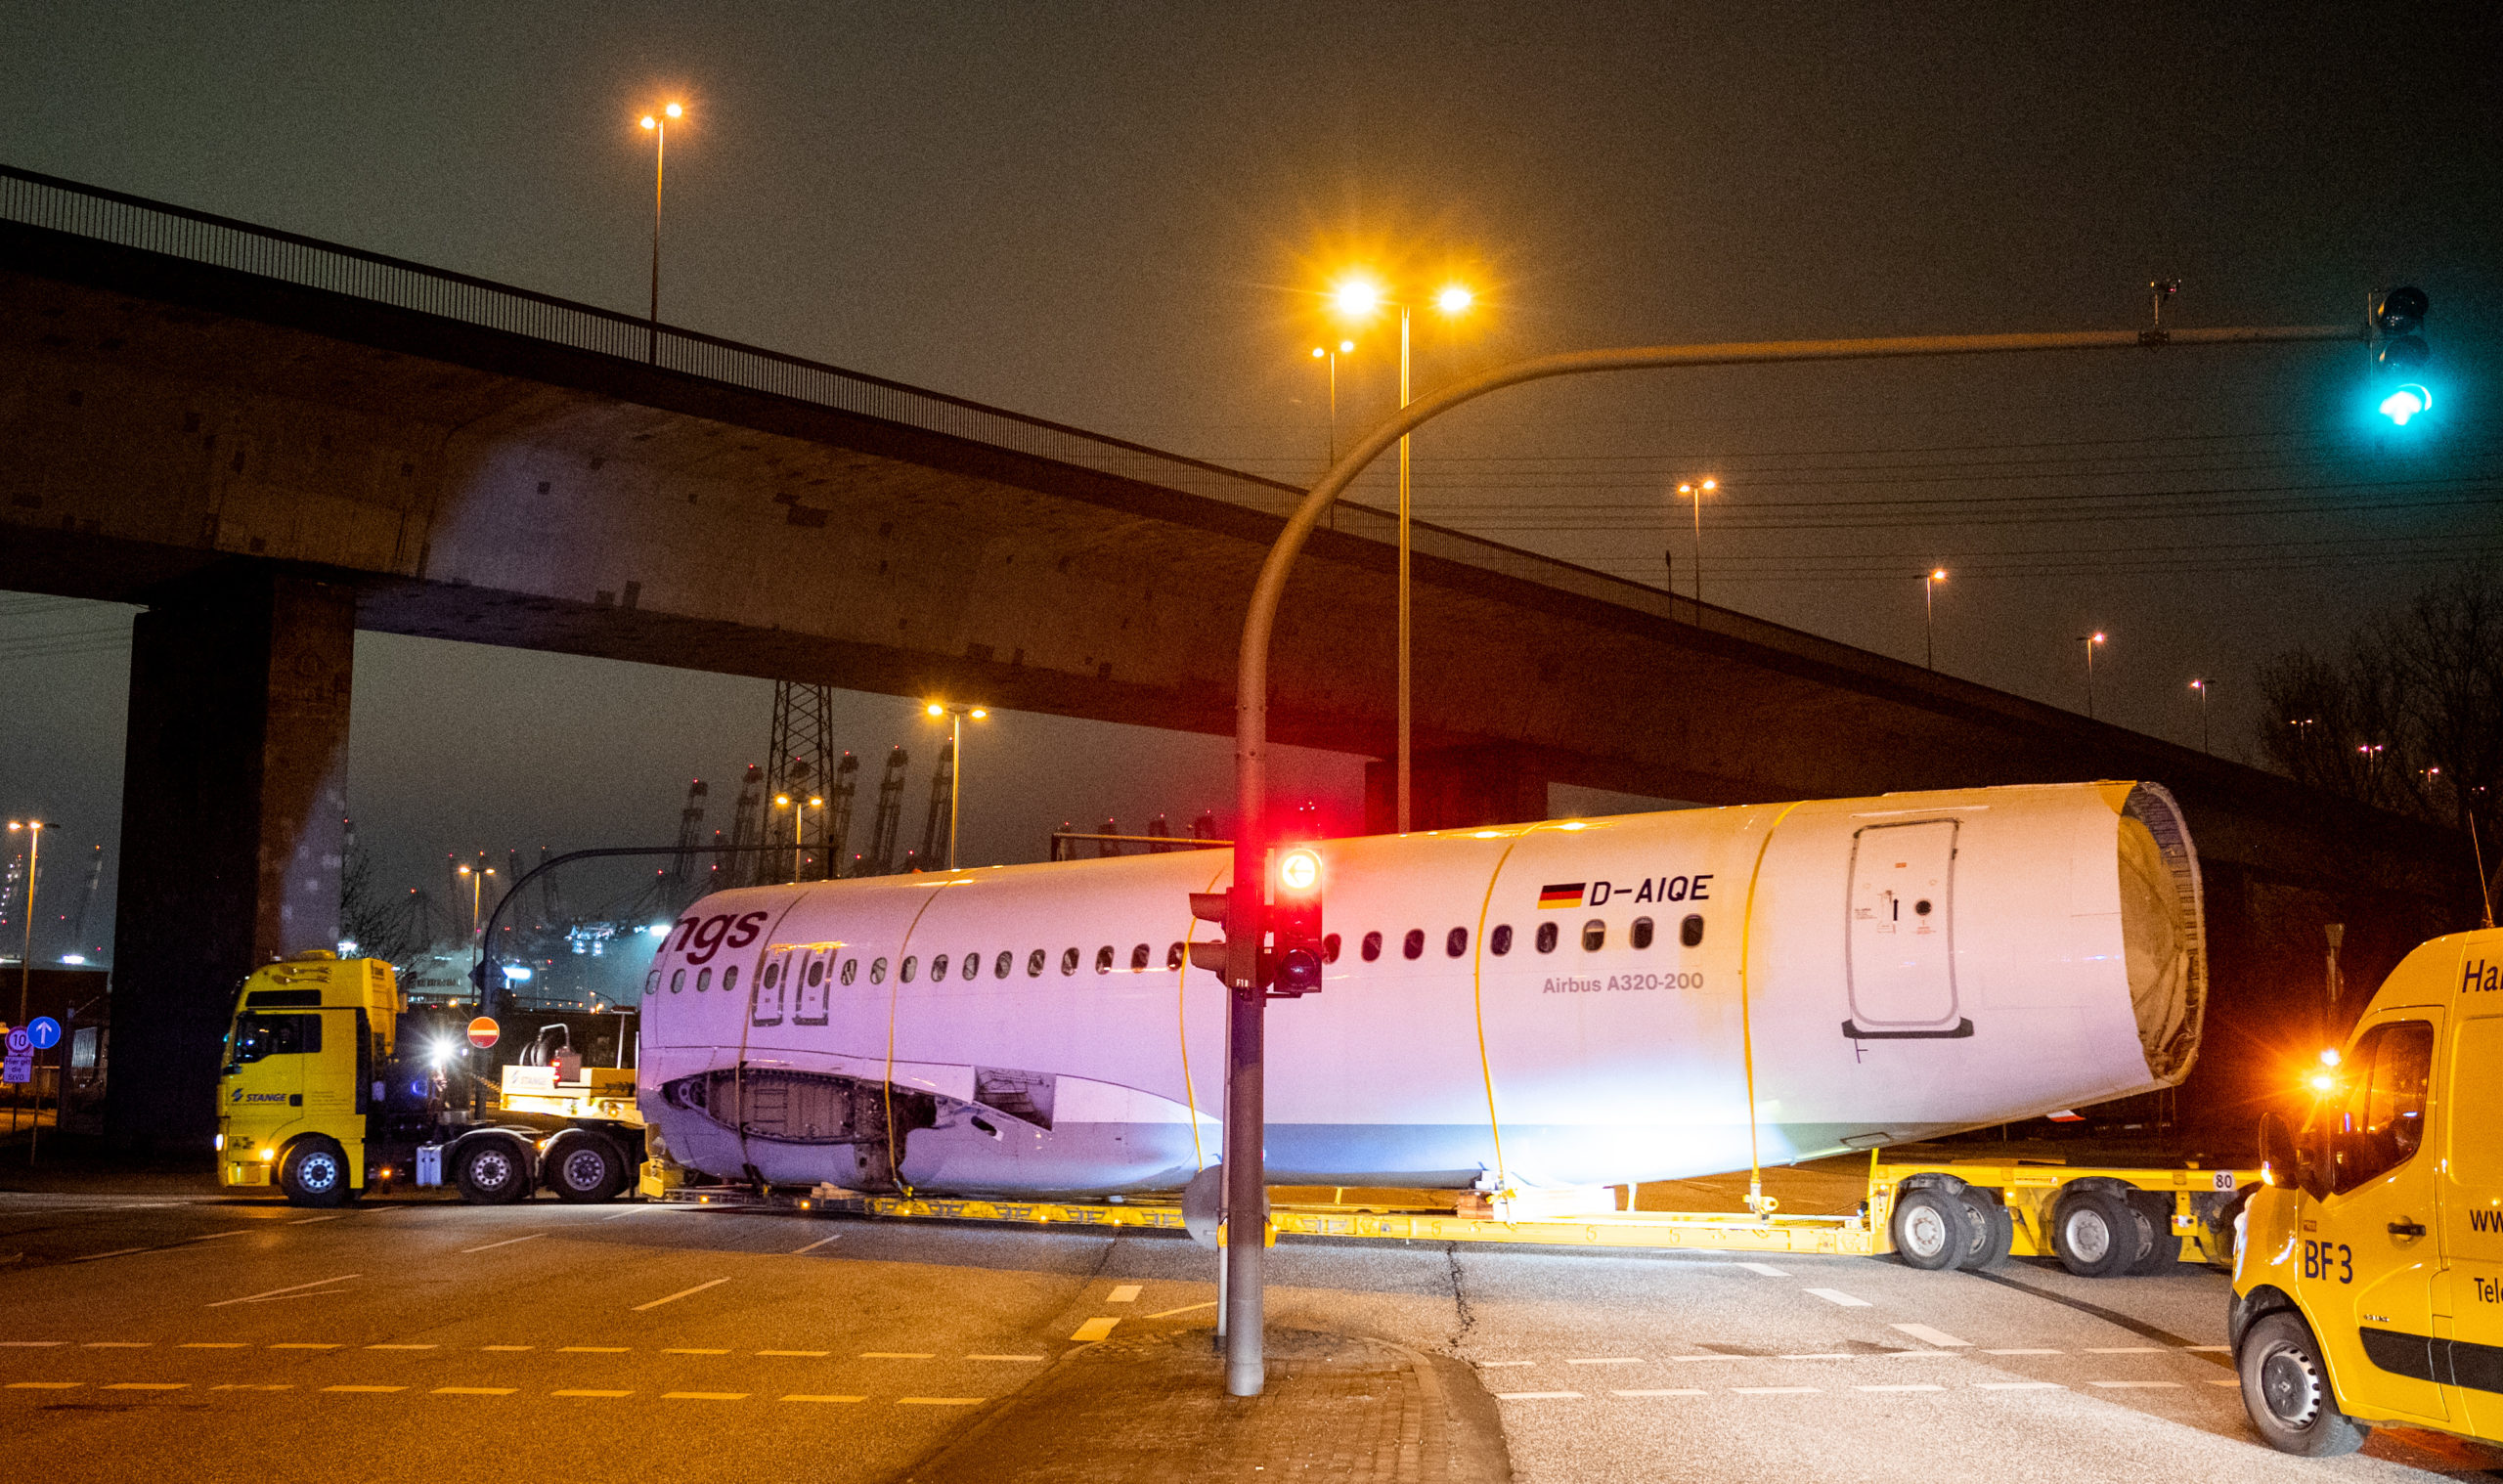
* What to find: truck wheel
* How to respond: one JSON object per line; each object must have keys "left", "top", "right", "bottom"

{"left": 2126, "top": 1192, "right": 2176, "bottom": 1275}
{"left": 2240, "top": 1310, "right": 2369, "bottom": 1456}
{"left": 547, "top": 1137, "right": 625, "bottom": 1203}
{"left": 279, "top": 1137, "right": 351, "bottom": 1208}
{"left": 1891, "top": 1188, "right": 1967, "bottom": 1270}
{"left": 1954, "top": 1188, "right": 2013, "bottom": 1271}
{"left": 455, "top": 1139, "right": 531, "bottom": 1204}
{"left": 2052, "top": 1192, "right": 2138, "bottom": 1278}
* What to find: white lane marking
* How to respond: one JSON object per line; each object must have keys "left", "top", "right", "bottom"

{"left": 2091, "top": 1380, "right": 2185, "bottom": 1389}
{"left": 661, "top": 1391, "right": 749, "bottom": 1401}
{"left": 1983, "top": 1348, "right": 2059, "bottom": 1355}
{"left": 1890, "top": 1324, "right": 1971, "bottom": 1349}
{"left": 269, "top": 1343, "right": 341, "bottom": 1350}
{"left": 186, "top": 1231, "right": 252, "bottom": 1243}
{"left": 72, "top": 1248, "right": 150, "bottom": 1263}
{"left": 1495, "top": 1391, "right": 1584, "bottom": 1400}
{"left": 1975, "top": 1381, "right": 2065, "bottom": 1390}
{"left": 897, "top": 1397, "right": 986, "bottom": 1406}
{"left": 2086, "top": 1346, "right": 2161, "bottom": 1354}
{"left": 2207, "top": 1377, "right": 2240, "bottom": 1388}
{"left": 289, "top": 1215, "right": 343, "bottom": 1226}
{"left": 211, "top": 1384, "right": 294, "bottom": 1391}
{"left": 105, "top": 1382, "right": 187, "bottom": 1391}
{"left": 1614, "top": 1388, "right": 1706, "bottom": 1397}
{"left": 7, "top": 1381, "right": 81, "bottom": 1389}
{"left": 1857, "top": 1384, "right": 1946, "bottom": 1392}
{"left": 1736, "top": 1263, "right": 1789, "bottom": 1277}
{"left": 789, "top": 1236, "right": 840, "bottom": 1255}
{"left": 84, "top": 1342, "right": 150, "bottom": 1348}
{"left": 632, "top": 1277, "right": 729, "bottom": 1312}
{"left": 1070, "top": 1319, "right": 1119, "bottom": 1343}
{"left": 1732, "top": 1386, "right": 1822, "bottom": 1395}
{"left": 0, "top": 1341, "right": 65, "bottom": 1347}
{"left": 1803, "top": 1288, "right": 1871, "bottom": 1308}
{"left": 205, "top": 1274, "right": 359, "bottom": 1308}
{"left": 552, "top": 1389, "right": 634, "bottom": 1398}
{"left": 1145, "top": 1301, "right": 1214, "bottom": 1320}
{"left": 459, "top": 1234, "right": 546, "bottom": 1254}
{"left": 322, "top": 1384, "right": 405, "bottom": 1393}
{"left": 600, "top": 1208, "right": 648, "bottom": 1221}
{"left": 433, "top": 1387, "right": 516, "bottom": 1395}
{"left": 1668, "top": 1355, "right": 1746, "bottom": 1363}
{"left": 2182, "top": 1344, "right": 2231, "bottom": 1353}
{"left": 1107, "top": 1284, "right": 1142, "bottom": 1303}
{"left": 1564, "top": 1358, "right": 1645, "bottom": 1366}
{"left": 966, "top": 1355, "right": 1046, "bottom": 1362}
{"left": 784, "top": 1393, "right": 867, "bottom": 1403}
{"left": 179, "top": 1343, "right": 247, "bottom": 1349}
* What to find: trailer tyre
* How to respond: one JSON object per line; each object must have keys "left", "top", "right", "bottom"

{"left": 1954, "top": 1188, "right": 2013, "bottom": 1271}
{"left": 2126, "top": 1192, "right": 2176, "bottom": 1275}
{"left": 2240, "top": 1310, "right": 2369, "bottom": 1457}
{"left": 2053, "top": 1191, "right": 2139, "bottom": 1278}
{"left": 1892, "top": 1188, "right": 1967, "bottom": 1270}
{"left": 455, "top": 1138, "right": 531, "bottom": 1205}
{"left": 547, "top": 1137, "right": 626, "bottom": 1203}
{"left": 278, "top": 1137, "right": 351, "bottom": 1208}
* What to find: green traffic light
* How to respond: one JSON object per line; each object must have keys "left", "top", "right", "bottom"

{"left": 2380, "top": 384, "right": 2432, "bottom": 426}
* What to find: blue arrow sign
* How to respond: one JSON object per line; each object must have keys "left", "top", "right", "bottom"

{"left": 24, "top": 1017, "right": 61, "bottom": 1051}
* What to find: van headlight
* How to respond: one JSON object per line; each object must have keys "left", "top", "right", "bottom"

{"left": 213, "top": 1133, "right": 225, "bottom": 1152}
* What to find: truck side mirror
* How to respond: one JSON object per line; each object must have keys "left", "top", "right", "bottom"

{"left": 2258, "top": 1112, "right": 2314, "bottom": 1199}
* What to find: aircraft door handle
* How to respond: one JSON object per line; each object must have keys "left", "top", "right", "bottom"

{"left": 2387, "top": 1219, "right": 2426, "bottom": 1238}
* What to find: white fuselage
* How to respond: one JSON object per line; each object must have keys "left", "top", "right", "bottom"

{"left": 637, "top": 781, "right": 2205, "bottom": 1196}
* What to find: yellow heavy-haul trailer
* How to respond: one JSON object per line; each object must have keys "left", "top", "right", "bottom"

{"left": 216, "top": 952, "right": 645, "bottom": 1205}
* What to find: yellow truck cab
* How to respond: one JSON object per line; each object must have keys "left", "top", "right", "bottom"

{"left": 2231, "top": 928, "right": 2503, "bottom": 1456}
{"left": 217, "top": 950, "right": 395, "bottom": 1204}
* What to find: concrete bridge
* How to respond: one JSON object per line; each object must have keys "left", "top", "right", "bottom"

{"left": 0, "top": 165, "right": 2466, "bottom": 1144}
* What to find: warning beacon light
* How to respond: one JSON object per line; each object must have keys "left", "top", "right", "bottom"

{"left": 1270, "top": 847, "right": 1327, "bottom": 996}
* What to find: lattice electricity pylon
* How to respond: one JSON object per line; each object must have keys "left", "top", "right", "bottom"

{"left": 767, "top": 681, "right": 840, "bottom": 882}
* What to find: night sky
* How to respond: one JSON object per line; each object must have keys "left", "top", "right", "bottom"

{"left": 2, "top": 3, "right": 2497, "bottom": 958}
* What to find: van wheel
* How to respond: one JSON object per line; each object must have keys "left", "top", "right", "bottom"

{"left": 2053, "top": 1192, "right": 2138, "bottom": 1278}
{"left": 2240, "top": 1310, "right": 2368, "bottom": 1456}
{"left": 1892, "top": 1188, "right": 1966, "bottom": 1270}
{"left": 2126, "top": 1193, "right": 2176, "bottom": 1274}
{"left": 1954, "top": 1188, "right": 2013, "bottom": 1271}
{"left": 547, "top": 1138, "right": 625, "bottom": 1203}
{"left": 455, "top": 1139, "right": 530, "bottom": 1204}
{"left": 279, "top": 1138, "right": 351, "bottom": 1208}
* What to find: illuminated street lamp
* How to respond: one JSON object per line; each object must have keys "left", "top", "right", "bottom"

{"left": 1922, "top": 568, "right": 1947, "bottom": 671}
{"left": 457, "top": 863, "right": 495, "bottom": 981}
{"left": 1329, "top": 274, "right": 1473, "bottom": 834}
{"left": 6, "top": 819, "right": 42, "bottom": 1026}
{"left": 1674, "top": 479, "right": 1720, "bottom": 609}
{"left": 2081, "top": 632, "right": 2106, "bottom": 719}
{"left": 2188, "top": 677, "right": 2211, "bottom": 754}
{"left": 924, "top": 702, "right": 989, "bottom": 869}
{"left": 772, "top": 791, "right": 824, "bottom": 883}
{"left": 1309, "top": 339, "right": 1356, "bottom": 464}
{"left": 637, "top": 101, "right": 684, "bottom": 364}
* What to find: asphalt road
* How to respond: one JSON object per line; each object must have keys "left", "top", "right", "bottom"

{"left": 1, "top": 1187, "right": 2497, "bottom": 1483}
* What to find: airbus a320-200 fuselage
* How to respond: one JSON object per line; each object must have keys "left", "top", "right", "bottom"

{"left": 636, "top": 781, "right": 2206, "bottom": 1198}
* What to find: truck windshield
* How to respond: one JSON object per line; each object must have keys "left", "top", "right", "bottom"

{"left": 227, "top": 1013, "right": 324, "bottom": 1068}
{"left": 2323, "top": 1019, "right": 2433, "bottom": 1195}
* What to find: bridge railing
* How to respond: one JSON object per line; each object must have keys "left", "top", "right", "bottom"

{"left": 0, "top": 162, "right": 1770, "bottom": 651}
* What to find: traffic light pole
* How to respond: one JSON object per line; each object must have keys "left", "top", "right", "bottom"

{"left": 1221, "top": 316, "right": 2357, "bottom": 1397}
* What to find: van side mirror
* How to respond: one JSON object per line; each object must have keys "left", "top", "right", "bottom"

{"left": 2258, "top": 1112, "right": 2313, "bottom": 1199}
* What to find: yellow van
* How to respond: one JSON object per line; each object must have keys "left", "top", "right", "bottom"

{"left": 2231, "top": 929, "right": 2503, "bottom": 1455}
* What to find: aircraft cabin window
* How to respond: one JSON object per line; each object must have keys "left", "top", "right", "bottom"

{"left": 695, "top": 968, "right": 712, "bottom": 992}
{"left": 1130, "top": 943, "right": 1151, "bottom": 971}
{"left": 646, "top": 971, "right": 661, "bottom": 995}
{"left": 807, "top": 960, "right": 826, "bottom": 986}
{"left": 870, "top": 957, "right": 888, "bottom": 984}
{"left": 1028, "top": 949, "right": 1046, "bottom": 977}
{"left": 1681, "top": 914, "right": 1705, "bottom": 947}
{"left": 1166, "top": 942, "right": 1185, "bottom": 970}
{"left": 1535, "top": 922, "right": 1559, "bottom": 953}
{"left": 1631, "top": 917, "right": 1655, "bottom": 950}
{"left": 930, "top": 954, "right": 948, "bottom": 981}
{"left": 762, "top": 963, "right": 781, "bottom": 989}
{"left": 841, "top": 958, "right": 858, "bottom": 985}
{"left": 723, "top": 965, "right": 739, "bottom": 993}
{"left": 964, "top": 953, "right": 981, "bottom": 982}
{"left": 1490, "top": 925, "right": 1514, "bottom": 956}
{"left": 1582, "top": 920, "right": 1606, "bottom": 951}
{"left": 670, "top": 969, "right": 686, "bottom": 993}
{"left": 901, "top": 956, "right": 919, "bottom": 982}
{"left": 994, "top": 951, "right": 1013, "bottom": 979}
{"left": 1361, "top": 932, "right": 1383, "bottom": 962}
{"left": 1445, "top": 928, "right": 1468, "bottom": 957}
{"left": 1403, "top": 929, "right": 1426, "bottom": 961}
{"left": 1322, "top": 933, "right": 1340, "bottom": 964}
{"left": 1061, "top": 947, "right": 1080, "bottom": 976}
{"left": 1095, "top": 945, "right": 1116, "bottom": 974}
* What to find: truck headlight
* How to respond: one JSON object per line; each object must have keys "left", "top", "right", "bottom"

{"left": 213, "top": 1134, "right": 225, "bottom": 1152}
{"left": 259, "top": 1148, "right": 276, "bottom": 1162}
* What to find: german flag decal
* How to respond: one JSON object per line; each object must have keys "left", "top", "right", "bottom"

{"left": 1537, "top": 883, "right": 1585, "bottom": 909}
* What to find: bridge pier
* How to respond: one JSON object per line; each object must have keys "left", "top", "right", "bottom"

{"left": 106, "top": 567, "right": 355, "bottom": 1150}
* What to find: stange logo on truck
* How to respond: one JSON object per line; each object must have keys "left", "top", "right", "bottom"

{"left": 666, "top": 911, "right": 768, "bottom": 965}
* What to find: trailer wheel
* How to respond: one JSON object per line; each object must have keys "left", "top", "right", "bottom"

{"left": 2239, "top": 1310, "right": 2368, "bottom": 1456}
{"left": 2126, "top": 1192, "right": 2176, "bottom": 1275}
{"left": 2052, "top": 1191, "right": 2138, "bottom": 1278}
{"left": 547, "top": 1137, "right": 625, "bottom": 1203}
{"left": 455, "top": 1138, "right": 531, "bottom": 1204}
{"left": 1892, "top": 1188, "right": 1967, "bottom": 1270}
{"left": 278, "top": 1137, "right": 351, "bottom": 1208}
{"left": 1954, "top": 1188, "right": 2012, "bottom": 1271}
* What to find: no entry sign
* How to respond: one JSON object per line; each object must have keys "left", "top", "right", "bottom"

{"left": 466, "top": 1016, "right": 501, "bottom": 1050}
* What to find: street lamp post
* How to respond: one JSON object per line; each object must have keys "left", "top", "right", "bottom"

{"left": 6, "top": 819, "right": 40, "bottom": 1027}
{"left": 773, "top": 792, "right": 825, "bottom": 882}
{"left": 924, "top": 703, "right": 989, "bottom": 870}
{"left": 1330, "top": 278, "right": 1471, "bottom": 835}
{"left": 638, "top": 101, "right": 683, "bottom": 365}
{"left": 458, "top": 863, "right": 495, "bottom": 994}
{"left": 2188, "top": 678, "right": 2210, "bottom": 754}
{"left": 1675, "top": 479, "right": 1720, "bottom": 612}
{"left": 2082, "top": 632, "right": 2106, "bottom": 719}
{"left": 1309, "top": 339, "right": 1354, "bottom": 465}
{"left": 1923, "top": 569, "right": 1947, "bottom": 671}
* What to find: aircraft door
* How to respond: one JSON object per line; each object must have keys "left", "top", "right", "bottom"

{"left": 2304, "top": 1013, "right": 2447, "bottom": 1425}
{"left": 753, "top": 949, "right": 793, "bottom": 1026}
{"left": 1843, "top": 819, "right": 1968, "bottom": 1038}
{"left": 792, "top": 947, "right": 835, "bottom": 1026}
{"left": 2438, "top": 1012, "right": 2503, "bottom": 1435}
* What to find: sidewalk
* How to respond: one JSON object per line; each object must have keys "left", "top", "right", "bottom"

{"left": 901, "top": 1327, "right": 1510, "bottom": 1484}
